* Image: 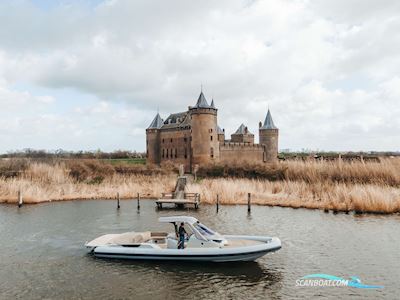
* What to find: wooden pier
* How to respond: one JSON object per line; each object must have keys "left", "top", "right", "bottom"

{"left": 156, "top": 192, "right": 200, "bottom": 209}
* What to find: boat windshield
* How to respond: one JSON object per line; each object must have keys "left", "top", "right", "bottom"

{"left": 193, "top": 222, "right": 217, "bottom": 237}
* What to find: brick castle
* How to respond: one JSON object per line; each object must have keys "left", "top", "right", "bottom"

{"left": 146, "top": 91, "right": 279, "bottom": 172}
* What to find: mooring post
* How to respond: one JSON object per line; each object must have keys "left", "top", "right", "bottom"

{"left": 18, "top": 189, "right": 23, "bottom": 208}
{"left": 137, "top": 193, "right": 140, "bottom": 210}
{"left": 117, "top": 192, "right": 120, "bottom": 209}
{"left": 216, "top": 194, "right": 219, "bottom": 213}
{"left": 247, "top": 193, "right": 251, "bottom": 213}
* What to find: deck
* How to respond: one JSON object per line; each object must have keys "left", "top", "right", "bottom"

{"left": 156, "top": 193, "right": 200, "bottom": 209}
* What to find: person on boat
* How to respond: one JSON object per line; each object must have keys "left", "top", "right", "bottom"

{"left": 178, "top": 222, "right": 187, "bottom": 249}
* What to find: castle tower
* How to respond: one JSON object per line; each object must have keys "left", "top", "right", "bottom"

{"left": 217, "top": 125, "right": 225, "bottom": 143}
{"left": 231, "top": 124, "right": 254, "bottom": 144}
{"left": 189, "top": 92, "right": 219, "bottom": 167}
{"left": 146, "top": 113, "right": 163, "bottom": 164}
{"left": 259, "top": 109, "right": 279, "bottom": 161}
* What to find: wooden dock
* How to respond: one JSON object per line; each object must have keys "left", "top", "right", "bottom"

{"left": 156, "top": 193, "right": 200, "bottom": 209}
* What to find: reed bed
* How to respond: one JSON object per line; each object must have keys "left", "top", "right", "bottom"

{"left": 1, "top": 158, "right": 399, "bottom": 213}
{"left": 186, "top": 178, "right": 400, "bottom": 213}
{"left": 0, "top": 161, "right": 175, "bottom": 203}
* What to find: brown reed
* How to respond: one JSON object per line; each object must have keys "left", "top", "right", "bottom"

{"left": 0, "top": 158, "right": 399, "bottom": 213}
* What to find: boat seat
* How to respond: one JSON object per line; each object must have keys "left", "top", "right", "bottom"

{"left": 109, "top": 231, "right": 152, "bottom": 245}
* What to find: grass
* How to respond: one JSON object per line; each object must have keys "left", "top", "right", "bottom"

{"left": 0, "top": 158, "right": 399, "bottom": 214}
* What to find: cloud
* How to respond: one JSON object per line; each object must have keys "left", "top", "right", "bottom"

{"left": 0, "top": 0, "right": 399, "bottom": 151}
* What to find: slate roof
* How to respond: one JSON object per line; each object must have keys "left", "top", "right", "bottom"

{"left": 233, "top": 123, "right": 253, "bottom": 135}
{"left": 147, "top": 113, "right": 163, "bottom": 129}
{"left": 161, "top": 111, "right": 191, "bottom": 129}
{"left": 210, "top": 99, "right": 215, "bottom": 108}
{"left": 194, "top": 92, "right": 210, "bottom": 108}
{"left": 261, "top": 109, "right": 278, "bottom": 129}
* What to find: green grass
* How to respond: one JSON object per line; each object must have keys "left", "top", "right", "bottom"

{"left": 101, "top": 158, "right": 146, "bottom": 165}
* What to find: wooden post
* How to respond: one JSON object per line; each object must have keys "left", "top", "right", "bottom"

{"left": 18, "top": 189, "right": 23, "bottom": 208}
{"left": 247, "top": 193, "right": 251, "bottom": 213}
{"left": 117, "top": 192, "right": 120, "bottom": 209}
{"left": 216, "top": 194, "right": 219, "bottom": 213}
{"left": 137, "top": 193, "right": 140, "bottom": 210}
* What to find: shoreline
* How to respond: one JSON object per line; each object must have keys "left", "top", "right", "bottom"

{"left": 1, "top": 159, "right": 399, "bottom": 214}
{"left": 1, "top": 196, "right": 398, "bottom": 216}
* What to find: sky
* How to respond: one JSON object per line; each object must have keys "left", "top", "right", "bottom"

{"left": 0, "top": 0, "right": 399, "bottom": 153}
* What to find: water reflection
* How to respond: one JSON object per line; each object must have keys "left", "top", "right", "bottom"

{"left": 93, "top": 257, "right": 282, "bottom": 284}
{"left": 0, "top": 200, "right": 398, "bottom": 300}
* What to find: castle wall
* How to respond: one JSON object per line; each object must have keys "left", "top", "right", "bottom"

{"left": 146, "top": 129, "right": 160, "bottom": 165}
{"left": 219, "top": 142, "right": 264, "bottom": 164}
{"left": 231, "top": 134, "right": 254, "bottom": 144}
{"left": 159, "top": 129, "right": 191, "bottom": 171}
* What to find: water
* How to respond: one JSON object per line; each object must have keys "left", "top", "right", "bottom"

{"left": 0, "top": 200, "right": 399, "bottom": 299}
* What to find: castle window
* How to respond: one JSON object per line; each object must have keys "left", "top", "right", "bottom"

{"left": 170, "top": 138, "right": 173, "bottom": 143}
{"left": 184, "top": 148, "right": 187, "bottom": 159}
{"left": 162, "top": 149, "right": 165, "bottom": 158}
{"left": 210, "top": 147, "right": 214, "bottom": 158}
{"left": 175, "top": 148, "right": 178, "bottom": 158}
{"left": 184, "top": 137, "right": 187, "bottom": 142}
{"left": 209, "top": 129, "right": 213, "bottom": 133}
{"left": 162, "top": 139, "right": 164, "bottom": 143}
{"left": 166, "top": 149, "right": 169, "bottom": 158}
{"left": 210, "top": 135, "right": 213, "bottom": 141}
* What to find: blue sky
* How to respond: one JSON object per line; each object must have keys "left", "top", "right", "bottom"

{"left": 0, "top": 0, "right": 399, "bottom": 153}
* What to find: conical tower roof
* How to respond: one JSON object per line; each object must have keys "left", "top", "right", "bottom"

{"left": 147, "top": 113, "right": 163, "bottom": 129}
{"left": 261, "top": 109, "right": 277, "bottom": 129}
{"left": 194, "top": 91, "right": 210, "bottom": 108}
{"left": 210, "top": 99, "right": 215, "bottom": 108}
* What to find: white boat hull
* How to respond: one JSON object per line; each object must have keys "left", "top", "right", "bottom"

{"left": 91, "top": 236, "right": 281, "bottom": 262}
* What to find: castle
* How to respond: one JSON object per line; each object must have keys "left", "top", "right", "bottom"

{"left": 146, "top": 91, "right": 279, "bottom": 172}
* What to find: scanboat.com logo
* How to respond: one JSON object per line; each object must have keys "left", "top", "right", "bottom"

{"left": 296, "top": 274, "right": 384, "bottom": 289}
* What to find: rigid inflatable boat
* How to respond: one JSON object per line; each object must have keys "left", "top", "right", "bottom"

{"left": 85, "top": 216, "right": 281, "bottom": 262}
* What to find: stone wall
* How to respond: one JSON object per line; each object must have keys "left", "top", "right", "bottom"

{"left": 230, "top": 133, "right": 254, "bottom": 144}
{"left": 159, "top": 129, "right": 191, "bottom": 171}
{"left": 219, "top": 142, "right": 264, "bottom": 164}
{"left": 190, "top": 107, "right": 219, "bottom": 166}
{"left": 146, "top": 129, "right": 160, "bottom": 165}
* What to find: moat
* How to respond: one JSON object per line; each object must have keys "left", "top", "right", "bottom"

{"left": 0, "top": 200, "right": 398, "bottom": 299}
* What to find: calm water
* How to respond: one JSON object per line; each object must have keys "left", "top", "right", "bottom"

{"left": 0, "top": 200, "right": 399, "bottom": 299}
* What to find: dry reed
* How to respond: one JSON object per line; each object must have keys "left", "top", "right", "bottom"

{"left": 0, "top": 161, "right": 175, "bottom": 203}
{"left": 1, "top": 158, "right": 399, "bottom": 213}
{"left": 186, "top": 178, "right": 400, "bottom": 213}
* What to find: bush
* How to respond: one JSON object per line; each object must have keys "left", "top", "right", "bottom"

{"left": 0, "top": 159, "right": 28, "bottom": 178}
{"left": 198, "top": 162, "right": 287, "bottom": 181}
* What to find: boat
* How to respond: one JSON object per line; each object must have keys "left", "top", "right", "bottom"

{"left": 85, "top": 216, "right": 281, "bottom": 262}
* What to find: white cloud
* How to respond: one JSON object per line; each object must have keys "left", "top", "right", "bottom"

{"left": 0, "top": 0, "right": 399, "bottom": 152}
